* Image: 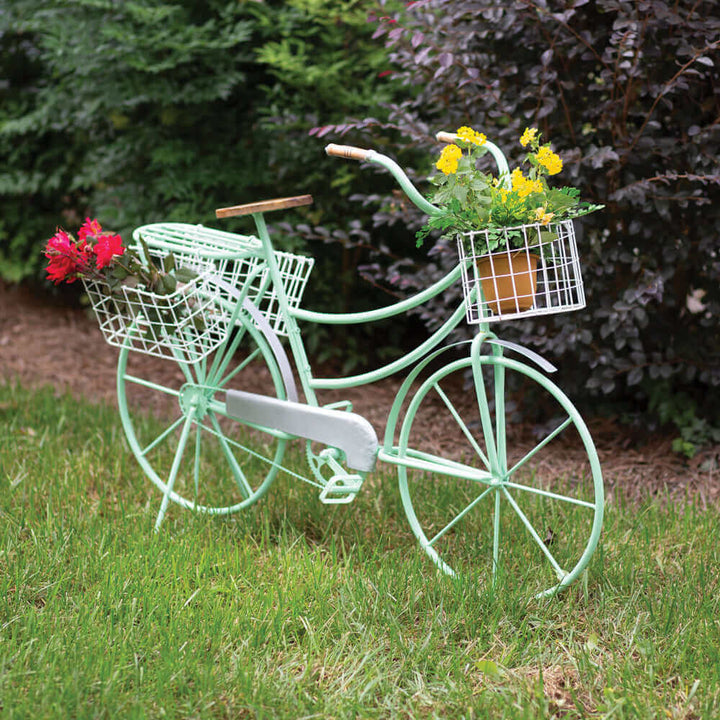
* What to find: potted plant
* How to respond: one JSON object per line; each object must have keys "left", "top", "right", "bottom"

{"left": 418, "top": 126, "right": 602, "bottom": 316}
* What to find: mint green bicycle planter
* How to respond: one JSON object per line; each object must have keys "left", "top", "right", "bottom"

{"left": 102, "top": 132, "right": 604, "bottom": 598}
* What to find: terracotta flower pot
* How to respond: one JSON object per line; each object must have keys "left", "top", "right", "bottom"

{"left": 476, "top": 251, "right": 539, "bottom": 314}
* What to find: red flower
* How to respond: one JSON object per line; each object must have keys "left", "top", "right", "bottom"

{"left": 94, "top": 233, "right": 125, "bottom": 269}
{"left": 78, "top": 217, "right": 103, "bottom": 242}
{"left": 44, "top": 229, "right": 73, "bottom": 258}
{"left": 44, "top": 229, "right": 92, "bottom": 284}
{"left": 46, "top": 256, "right": 74, "bottom": 284}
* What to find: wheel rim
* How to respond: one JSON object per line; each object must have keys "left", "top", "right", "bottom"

{"left": 117, "top": 313, "right": 288, "bottom": 520}
{"left": 397, "top": 355, "right": 604, "bottom": 596}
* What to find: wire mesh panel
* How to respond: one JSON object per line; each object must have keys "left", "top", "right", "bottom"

{"left": 83, "top": 253, "right": 232, "bottom": 363}
{"left": 133, "top": 223, "right": 314, "bottom": 336}
{"left": 457, "top": 219, "right": 585, "bottom": 324}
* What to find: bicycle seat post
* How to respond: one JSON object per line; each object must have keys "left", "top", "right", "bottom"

{"left": 217, "top": 193, "right": 313, "bottom": 299}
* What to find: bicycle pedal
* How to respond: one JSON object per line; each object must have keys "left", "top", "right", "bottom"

{"left": 319, "top": 473, "right": 363, "bottom": 504}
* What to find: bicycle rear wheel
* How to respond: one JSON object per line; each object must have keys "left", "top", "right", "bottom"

{"left": 397, "top": 355, "right": 603, "bottom": 597}
{"left": 117, "top": 311, "right": 288, "bottom": 529}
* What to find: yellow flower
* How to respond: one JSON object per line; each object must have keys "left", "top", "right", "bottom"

{"left": 436, "top": 144, "right": 462, "bottom": 174}
{"left": 511, "top": 168, "right": 525, "bottom": 190}
{"left": 536, "top": 145, "right": 563, "bottom": 175}
{"left": 520, "top": 127, "right": 538, "bottom": 147}
{"left": 534, "top": 206, "right": 555, "bottom": 225}
{"left": 511, "top": 169, "right": 543, "bottom": 198}
{"left": 456, "top": 126, "right": 487, "bottom": 146}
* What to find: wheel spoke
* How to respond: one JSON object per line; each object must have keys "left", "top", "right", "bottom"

{"left": 501, "top": 487, "right": 566, "bottom": 580}
{"left": 427, "top": 484, "right": 494, "bottom": 547}
{"left": 471, "top": 361, "right": 500, "bottom": 473}
{"left": 123, "top": 374, "right": 181, "bottom": 396}
{"left": 504, "top": 480, "right": 596, "bottom": 509}
{"left": 433, "top": 383, "right": 491, "bottom": 470}
{"left": 140, "top": 415, "right": 186, "bottom": 457}
{"left": 207, "top": 321, "right": 256, "bottom": 389}
{"left": 493, "top": 361, "right": 507, "bottom": 473}
{"left": 193, "top": 424, "right": 201, "bottom": 501}
{"left": 169, "top": 344, "right": 197, "bottom": 385}
{"left": 492, "top": 489, "right": 501, "bottom": 584}
{"left": 506, "top": 417, "right": 573, "bottom": 478}
{"left": 215, "top": 347, "right": 262, "bottom": 389}
{"left": 198, "top": 415, "right": 318, "bottom": 487}
{"left": 208, "top": 411, "right": 253, "bottom": 498}
{"left": 155, "top": 409, "right": 196, "bottom": 531}
{"left": 392, "top": 447, "right": 493, "bottom": 483}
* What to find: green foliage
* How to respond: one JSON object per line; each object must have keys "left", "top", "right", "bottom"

{"left": 0, "top": 0, "right": 395, "bottom": 307}
{"left": 254, "top": 0, "right": 392, "bottom": 113}
{"left": 648, "top": 381, "right": 720, "bottom": 458}
{"left": 1, "top": 0, "right": 259, "bottom": 283}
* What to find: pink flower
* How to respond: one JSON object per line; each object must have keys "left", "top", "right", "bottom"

{"left": 78, "top": 217, "right": 103, "bottom": 241}
{"left": 94, "top": 233, "right": 125, "bottom": 269}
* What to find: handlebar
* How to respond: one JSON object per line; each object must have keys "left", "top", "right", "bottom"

{"left": 325, "top": 144, "right": 371, "bottom": 162}
{"left": 324, "top": 142, "right": 439, "bottom": 216}
{"left": 435, "top": 131, "right": 457, "bottom": 144}
{"left": 324, "top": 128, "right": 512, "bottom": 211}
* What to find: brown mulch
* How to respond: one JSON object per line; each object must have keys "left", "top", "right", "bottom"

{"left": 1, "top": 280, "right": 718, "bottom": 504}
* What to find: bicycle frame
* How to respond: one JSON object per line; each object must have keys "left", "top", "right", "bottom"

{"left": 114, "top": 131, "right": 603, "bottom": 596}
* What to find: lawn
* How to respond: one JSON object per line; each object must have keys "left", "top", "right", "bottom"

{"left": 1, "top": 382, "right": 718, "bottom": 718}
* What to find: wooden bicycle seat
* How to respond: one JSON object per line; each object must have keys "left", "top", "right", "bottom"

{"left": 216, "top": 194, "right": 313, "bottom": 219}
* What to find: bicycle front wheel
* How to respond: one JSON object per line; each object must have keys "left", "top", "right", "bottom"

{"left": 117, "top": 311, "right": 288, "bottom": 528}
{"left": 397, "top": 355, "right": 603, "bottom": 597}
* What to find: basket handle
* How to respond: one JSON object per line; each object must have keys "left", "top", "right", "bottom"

{"left": 216, "top": 194, "right": 313, "bottom": 219}
{"left": 325, "top": 143, "right": 371, "bottom": 161}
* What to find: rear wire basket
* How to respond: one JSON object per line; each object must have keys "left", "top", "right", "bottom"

{"left": 457, "top": 219, "right": 585, "bottom": 324}
{"left": 84, "top": 259, "right": 228, "bottom": 364}
{"left": 85, "top": 223, "right": 314, "bottom": 362}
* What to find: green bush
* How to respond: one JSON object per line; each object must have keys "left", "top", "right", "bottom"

{"left": 0, "top": 0, "right": 396, "bottom": 299}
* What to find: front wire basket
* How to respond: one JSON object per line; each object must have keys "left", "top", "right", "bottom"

{"left": 457, "top": 219, "right": 585, "bottom": 324}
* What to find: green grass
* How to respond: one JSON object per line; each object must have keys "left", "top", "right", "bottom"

{"left": 1, "top": 382, "right": 719, "bottom": 718}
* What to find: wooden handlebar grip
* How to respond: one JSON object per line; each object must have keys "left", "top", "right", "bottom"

{"left": 325, "top": 143, "right": 370, "bottom": 161}
{"left": 435, "top": 131, "right": 458, "bottom": 143}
